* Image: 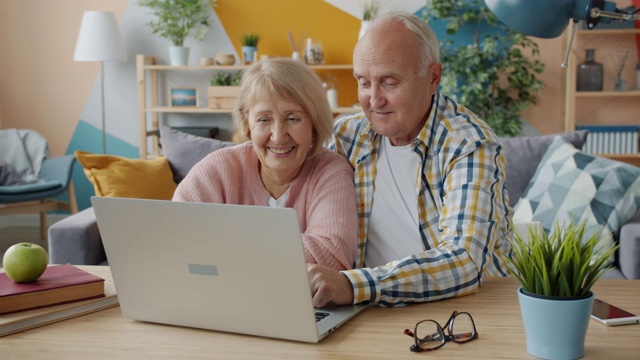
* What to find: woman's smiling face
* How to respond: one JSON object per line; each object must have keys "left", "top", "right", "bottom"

{"left": 248, "top": 96, "right": 314, "bottom": 186}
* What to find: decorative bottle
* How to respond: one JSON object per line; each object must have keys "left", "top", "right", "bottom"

{"left": 304, "top": 38, "right": 324, "bottom": 65}
{"left": 576, "top": 49, "right": 603, "bottom": 91}
{"left": 323, "top": 74, "right": 338, "bottom": 109}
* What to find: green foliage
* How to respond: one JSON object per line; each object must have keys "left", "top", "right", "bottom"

{"left": 138, "top": 0, "right": 218, "bottom": 46}
{"left": 362, "top": 0, "right": 380, "bottom": 21}
{"left": 210, "top": 71, "right": 242, "bottom": 86}
{"left": 423, "top": 0, "right": 545, "bottom": 136}
{"left": 241, "top": 33, "right": 261, "bottom": 47}
{"left": 509, "top": 220, "right": 618, "bottom": 298}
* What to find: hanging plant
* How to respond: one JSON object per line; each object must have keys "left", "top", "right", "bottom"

{"left": 424, "top": 0, "right": 545, "bottom": 136}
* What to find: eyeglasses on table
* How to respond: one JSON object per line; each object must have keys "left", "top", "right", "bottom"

{"left": 403, "top": 310, "right": 478, "bottom": 352}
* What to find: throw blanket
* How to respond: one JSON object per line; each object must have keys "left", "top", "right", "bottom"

{"left": 0, "top": 128, "right": 49, "bottom": 185}
{"left": 0, "top": 159, "right": 21, "bottom": 186}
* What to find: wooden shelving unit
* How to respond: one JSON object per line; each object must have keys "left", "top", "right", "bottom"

{"left": 137, "top": 55, "right": 359, "bottom": 158}
{"left": 564, "top": 28, "right": 640, "bottom": 166}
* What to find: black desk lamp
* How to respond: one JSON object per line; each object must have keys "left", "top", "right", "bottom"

{"left": 484, "top": 0, "right": 639, "bottom": 67}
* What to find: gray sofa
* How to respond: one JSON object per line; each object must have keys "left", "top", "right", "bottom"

{"left": 48, "top": 130, "right": 640, "bottom": 279}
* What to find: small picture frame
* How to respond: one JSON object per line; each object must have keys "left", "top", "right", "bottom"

{"left": 170, "top": 87, "right": 198, "bottom": 107}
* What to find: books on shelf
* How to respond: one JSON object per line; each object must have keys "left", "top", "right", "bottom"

{"left": 0, "top": 265, "right": 118, "bottom": 337}
{"left": 0, "top": 264, "right": 105, "bottom": 315}
{"left": 577, "top": 125, "right": 640, "bottom": 155}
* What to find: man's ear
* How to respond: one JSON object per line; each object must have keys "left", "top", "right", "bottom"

{"left": 429, "top": 63, "right": 442, "bottom": 92}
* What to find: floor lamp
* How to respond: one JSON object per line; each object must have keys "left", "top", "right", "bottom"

{"left": 73, "top": 11, "right": 127, "bottom": 154}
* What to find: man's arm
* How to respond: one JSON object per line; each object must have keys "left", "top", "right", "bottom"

{"left": 355, "top": 140, "right": 511, "bottom": 306}
{"left": 311, "top": 139, "right": 512, "bottom": 307}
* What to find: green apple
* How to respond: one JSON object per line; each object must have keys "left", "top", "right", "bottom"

{"left": 2, "top": 242, "right": 48, "bottom": 283}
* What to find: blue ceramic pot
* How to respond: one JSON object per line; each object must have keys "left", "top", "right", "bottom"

{"left": 241, "top": 46, "right": 257, "bottom": 64}
{"left": 518, "top": 287, "right": 594, "bottom": 359}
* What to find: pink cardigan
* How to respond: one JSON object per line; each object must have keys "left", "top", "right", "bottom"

{"left": 173, "top": 142, "right": 358, "bottom": 270}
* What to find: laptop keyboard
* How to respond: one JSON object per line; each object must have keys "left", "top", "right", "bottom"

{"left": 315, "top": 311, "right": 331, "bottom": 323}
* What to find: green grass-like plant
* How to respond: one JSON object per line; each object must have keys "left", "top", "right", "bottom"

{"left": 509, "top": 220, "right": 618, "bottom": 298}
{"left": 210, "top": 71, "right": 242, "bottom": 86}
{"left": 241, "top": 33, "right": 261, "bottom": 47}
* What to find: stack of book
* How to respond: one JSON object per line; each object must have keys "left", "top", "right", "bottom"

{"left": 0, "top": 264, "right": 118, "bottom": 336}
{"left": 577, "top": 125, "right": 640, "bottom": 155}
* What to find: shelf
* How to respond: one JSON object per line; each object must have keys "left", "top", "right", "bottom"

{"left": 564, "top": 28, "right": 640, "bottom": 167}
{"left": 143, "top": 64, "right": 353, "bottom": 71}
{"left": 147, "top": 107, "right": 233, "bottom": 113}
{"left": 146, "top": 106, "right": 361, "bottom": 114}
{"left": 599, "top": 153, "right": 640, "bottom": 159}
{"left": 599, "top": 153, "right": 640, "bottom": 167}
{"left": 137, "top": 55, "right": 358, "bottom": 158}
{"left": 575, "top": 90, "right": 640, "bottom": 97}
{"left": 576, "top": 28, "right": 640, "bottom": 35}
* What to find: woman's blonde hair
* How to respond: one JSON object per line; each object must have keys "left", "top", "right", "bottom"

{"left": 232, "top": 58, "right": 334, "bottom": 158}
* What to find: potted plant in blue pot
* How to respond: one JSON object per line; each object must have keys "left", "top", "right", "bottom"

{"left": 138, "top": 0, "right": 218, "bottom": 66}
{"left": 240, "top": 33, "right": 261, "bottom": 65}
{"left": 509, "top": 220, "right": 618, "bottom": 359}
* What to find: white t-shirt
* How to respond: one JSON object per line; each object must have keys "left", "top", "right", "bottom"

{"left": 365, "top": 137, "right": 423, "bottom": 268}
{"left": 267, "top": 188, "right": 290, "bottom": 207}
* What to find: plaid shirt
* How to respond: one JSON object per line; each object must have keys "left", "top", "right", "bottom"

{"left": 329, "top": 92, "right": 513, "bottom": 307}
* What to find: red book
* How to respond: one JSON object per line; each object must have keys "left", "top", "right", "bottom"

{"left": 0, "top": 264, "right": 105, "bottom": 315}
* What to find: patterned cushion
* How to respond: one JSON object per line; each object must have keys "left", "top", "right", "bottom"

{"left": 499, "top": 130, "right": 588, "bottom": 207}
{"left": 513, "top": 136, "right": 640, "bottom": 257}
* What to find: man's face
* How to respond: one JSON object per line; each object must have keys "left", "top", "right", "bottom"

{"left": 353, "top": 21, "right": 441, "bottom": 146}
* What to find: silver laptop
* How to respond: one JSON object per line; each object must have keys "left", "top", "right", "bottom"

{"left": 91, "top": 196, "right": 368, "bottom": 343}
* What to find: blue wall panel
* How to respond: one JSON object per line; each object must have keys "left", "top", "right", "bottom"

{"left": 66, "top": 120, "right": 138, "bottom": 211}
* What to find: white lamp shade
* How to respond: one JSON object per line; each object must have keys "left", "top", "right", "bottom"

{"left": 74, "top": 11, "right": 127, "bottom": 62}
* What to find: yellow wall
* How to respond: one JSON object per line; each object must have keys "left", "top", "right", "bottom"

{"left": 216, "top": 0, "right": 359, "bottom": 109}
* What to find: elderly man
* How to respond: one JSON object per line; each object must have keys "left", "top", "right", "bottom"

{"left": 308, "top": 11, "right": 513, "bottom": 307}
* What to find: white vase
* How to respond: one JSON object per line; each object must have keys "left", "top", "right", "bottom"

{"left": 358, "top": 20, "right": 371, "bottom": 40}
{"left": 169, "top": 46, "right": 189, "bottom": 66}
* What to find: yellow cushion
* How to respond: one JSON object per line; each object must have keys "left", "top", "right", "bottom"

{"left": 74, "top": 151, "right": 177, "bottom": 200}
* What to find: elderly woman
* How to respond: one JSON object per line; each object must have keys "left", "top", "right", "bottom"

{"left": 173, "top": 58, "right": 357, "bottom": 271}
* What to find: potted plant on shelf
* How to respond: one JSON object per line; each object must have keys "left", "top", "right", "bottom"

{"left": 424, "top": 0, "right": 545, "bottom": 136}
{"left": 509, "top": 220, "right": 618, "bottom": 359}
{"left": 359, "top": 0, "right": 380, "bottom": 39}
{"left": 207, "top": 71, "right": 242, "bottom": 109}
{"left": 240, "top": 33, "right": 261, "bottom": 65}
{"left": 138, "top": 0, "right": 218, "bottom": 66}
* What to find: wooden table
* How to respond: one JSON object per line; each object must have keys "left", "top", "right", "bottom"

{"left": 2, "top": 266, "right": 639, "bottom": 359}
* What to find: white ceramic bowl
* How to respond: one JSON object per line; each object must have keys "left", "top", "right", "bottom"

{"left": 215, "top": 54, "right": 236, "bottom": 66}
